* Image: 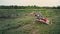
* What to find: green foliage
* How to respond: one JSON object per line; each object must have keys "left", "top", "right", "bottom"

{"left": 0, "top": 5, "right": 60, "bottom": 9}
{"left": 0, "top": 9, "right": 60, "bottom": 34}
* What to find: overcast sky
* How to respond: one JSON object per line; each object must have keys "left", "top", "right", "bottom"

{"left": 0, "top": 0, "right": 60, "bottom": 6}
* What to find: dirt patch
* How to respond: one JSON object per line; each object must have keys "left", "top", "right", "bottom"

{"left": 22, "top": 23, "right": 40, "bottom": 34}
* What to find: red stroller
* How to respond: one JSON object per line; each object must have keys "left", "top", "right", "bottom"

{"left": 30, "top": 12, "right": 50, "bottom": 24}
{"left": 35, "top": 13, "right": 49, "bottom": 24}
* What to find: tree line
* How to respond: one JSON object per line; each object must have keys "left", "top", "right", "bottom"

{"left": 0, "top": 5, "right": 60, "bottom": 9}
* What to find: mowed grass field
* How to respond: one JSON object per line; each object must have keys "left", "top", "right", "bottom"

{"left": 0, "top": 9, "right": 60, "bottom": 34}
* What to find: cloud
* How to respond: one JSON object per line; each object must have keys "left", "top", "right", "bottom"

{"left": 0, "top": 0, "right": 60, "bottom": 6}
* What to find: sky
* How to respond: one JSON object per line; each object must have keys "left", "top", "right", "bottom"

{"left": 0, "top": 0, "right": 60, "bottom": 7}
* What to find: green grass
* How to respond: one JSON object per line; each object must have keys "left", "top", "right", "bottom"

{"left": 0, "top": 9, "right": 60, "bottom": 34}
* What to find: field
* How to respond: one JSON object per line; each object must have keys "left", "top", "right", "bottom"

{"left": 0, "top": 9, "right": 60, "bottom": 34}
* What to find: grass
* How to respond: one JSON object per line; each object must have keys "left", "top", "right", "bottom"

{"left": 0, "top": 9, "right": 60, "bottom": 34}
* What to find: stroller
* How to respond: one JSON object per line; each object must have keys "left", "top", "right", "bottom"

{"left": 35, "top": 13, "right": 49, "bottom": 24}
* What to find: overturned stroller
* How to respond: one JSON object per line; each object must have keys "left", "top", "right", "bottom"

{"left": 35, "top": 12, "right": 50, "bottom": 24}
